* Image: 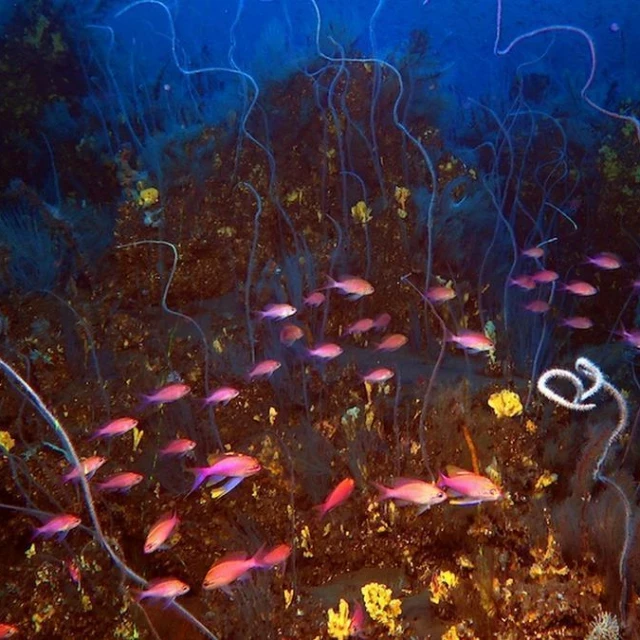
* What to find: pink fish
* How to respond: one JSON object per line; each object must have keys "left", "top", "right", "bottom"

{"left": 375, "top": 333, "right": 408, "bottom": 352}
{"left": 448, "top": 330, "right": 494, "bottom": 353}
{"left": 33, "top": 513, "right": 81, "bottom": 540}
{"left": 314, "top": 477, "right": 355, "bottom": 520}
{"left": 344, "top": 318, "right": 375, "bottom": 336}
{"left": 188, "top": 453, "right": 261, "bottom": 493}
{"left": 560, "top": 316, "right": 593, "bottom": 330}
{"left": 437, "top": 466, "right": 502, "bottom": 505}
{"left": 304, "top": 291, "right": 326, "bottom": 307}
{"left": 88, "top": 417, "right": 138, "bottom": 441}
{"left": 279, "top": 323, "right": 304, "bottom": 346}
{"left": 204, "top": 386, "right": 239, "bottom": 406}
{"left": 508, "top": 275, "right": 536, "bottom": 290}
{"left": 159, "top": 438, "right": 196, "bottom": 457}
{"left": 372, "top": 313, "right": 391, "bottom": 332}
{"left": 349, "top": 602, "right": 366, "bottom": 637}
{"left": 0, "top": 624, "right": 18, "bottom": 638}
{"left": 66, "top": 558, "right": 81, "bottom": 585}
{"left": 307, "top": 343, "right": 343, "bottom": 360}
{"left": 323, "top": 275, "right": 374, "bottom": 300}
{"left": 561, "top": 280, "right": 597, "bottom": 296}
{"left": 586, "top": 252, "right": 621, "bottom": 270}
{"left": 521, "top": 246, "right": 544, "bottom": 259}
{"left": 361, "top": 368, "right": 394, "bottom": 384}
{"left": 261, "top": 543, "right": 292, "bottom": 568}
{"left": 142, "top": 383, "right": 191, "bottom": 405}
{"left": 144, "top": 511, "right": 180, "bottom": 554}
{"left": 617, "top": 326, "right": 640, "bottom": 349}
{"left": 202, "top": 548, "right": 267, "bottom": 592}
{"left": 531, "top": 269, "right": 559, "bottom": 284}
{"left": 62, "top": 455, "right": 107, "bottom": 483}
{"left": 373, "top": 478, "right": 447, "bottom": 514}
{"left": 247, "top": 359, "right": 281, "bottom": 380}
{"left": 425, "top": 286, "right": 456, "bottom": 303}
{"left": 136, "top": 577, "right": 190, "bottom": 602}
{"left": 256, "top": 303, "right": 297, "bottom": 321}
{"left": 524, "top": 300, "right": 550, "bottom": 314}
{"left": 94, "top": 471, "right": 144, "bottom": 493}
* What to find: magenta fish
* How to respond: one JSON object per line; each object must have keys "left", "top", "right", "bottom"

{"left": 188, "top": 453, "right": 261, "bottom": 493}
{"left": 304, "top": 291, "right": 326, "bottom": 307}
{"left": 279, "top": 323, "right": 304, "bottom": 346}
{"left": 521, "top": 246, "right": 544, "bottom": 259}
{"left": 144, "top": 511, "right": 180, "bottom": 554}
{"left": 437, "top": 466, "right": 502, "bottom": 505}
{"left": 361, "top": 368, "right": 394, "bottom": 384}
{"left": 324, "top": 275, "right": 374, "bottom": 300}
{"left": 142, "top": 383, "right": 191, "bottom": 405}
{"left": 372, "top": 312, "right": 391, "bottom": 332}
{"left": 307, "top": 343, "right": 343, "bottom": 360}
{"left": 560, "top": 316, "right": 593, "bottom": 330}
{"left": 448, "top": 330, "right": 494, "bottom": 353}
{"left": 204, "top": 386, "right": 240, "bottom": 406}
{"left": 425, "top": 286, "right": 456, "bottom": 303}
{"left": 586, "top": 252, "right": 621, "bottom": 270}
{"left": 260, "top": 543, "right": 292, "bottom": 568}
{"left": 373, "top": 478, "right": 447, "bottom": 514}
{"left": 247, "top": 359, "right": 281, "bottom": 380}
{"left": 136, "top": 577, "right": 190, "bottom": 603}
{"left": 375, "top": 334, "right": 408, "bottom": 352}
{"left": 524, "top": 300, "right": 550, "bottom": 314}
{"left": 94, "top": 471, "right": 144, "bottom": 493}
{"left": 202, "top": 548, "right": 267, "bottom": 593}
{"left": 159, "top": 438, "right": 196, "bottom": 457}
{"left": 88, "top": 417, "right": 138, "bottom": 441}
{"left": 561, "top": 280, "right": 597, "bottom": 296}
{"left": 62, "top": 455, "right": 107, "bottom": 483}
{"left": 344, "top": 318, "right": 374, "bottom": 336}
{"left": 256, "top": 303, "right": 297, "bottom": 321}
{"left": 33, "top": 513, "right": 82, "bottom": 540}
{"left": 531, "top": 269, "right": 559, "bottom": 283}
{"left": 509, "top": 275, "right": 536, "bottom": 290}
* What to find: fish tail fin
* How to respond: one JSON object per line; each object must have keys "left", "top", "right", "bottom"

{"left": 187, "top": 468, "right": 206, "bottom": 494}
{"left": 312, "top": 503, "right": 327, "bottom": 521}
{"left": 372, "top": 481, "right": 390, "bottom": 501}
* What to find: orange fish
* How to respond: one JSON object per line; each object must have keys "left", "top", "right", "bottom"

{"left": 202, "top": 548, "right": 267, "bottom": 593}
{"left": 144, "top": 511, "right": 180, "bottom": 554}
{"left": 314, "top": 478, "right": 355, "bottom": 520}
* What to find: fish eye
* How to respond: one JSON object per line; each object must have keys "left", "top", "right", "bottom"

{"left": 490, "top": 489, "right": 498, "bottom": 495}
{"left": 437, "top": 492, "right": 445, "bottom": 498}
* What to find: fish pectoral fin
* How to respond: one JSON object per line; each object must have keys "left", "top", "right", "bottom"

{"left": 210, "top": 476, "right": 244, "bottom": 500}
{"left": 416, "top": 504, "right": 432, "bottom": 515}
{"left": 448, "top": 497, "right": 482, "bottom": 506}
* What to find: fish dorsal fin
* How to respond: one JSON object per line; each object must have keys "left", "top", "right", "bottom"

{"left": 445, "top": 465, "right": 472, "bottom": 477}
{"left": 391, "top": 477, "right": 421, "bottom": 488}
{"left": 218, "top": 551, "right": 249, "bottom": 563}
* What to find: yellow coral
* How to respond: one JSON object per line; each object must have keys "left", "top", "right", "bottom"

{"left": 361, "top": 582, "right": 402, "bottom": 635}
{"left": 394, "top": 186, "right": 411, "bottom": 209}
{"left": 138, "top": 187, "right": 159, "bottom": 208}
{"left": 429, "top": 570, "right": 459, "bottom": 604}
{"left": 487, "top": 389, "right": 523, "bottom": 418}
{"left": 327, "top": 599, "right": 352, "bottom": 640}
{"left": 351, "top": 201, "right": 372, "bottom": 224}
{"left": 0, "top": 430, "right": 15, "bottom": 452}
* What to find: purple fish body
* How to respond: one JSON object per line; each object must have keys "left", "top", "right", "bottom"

{"left": 137, "top": 577, "right": 190, "bottom": 602}
{"left": 142, "top": 383, "right": 191, "bottom": 406}
{"left": 438, "top": 466, "right": 502, "bottom": 505}
{"left": 33, "top": 513, "right": 82, "bottom": 540}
